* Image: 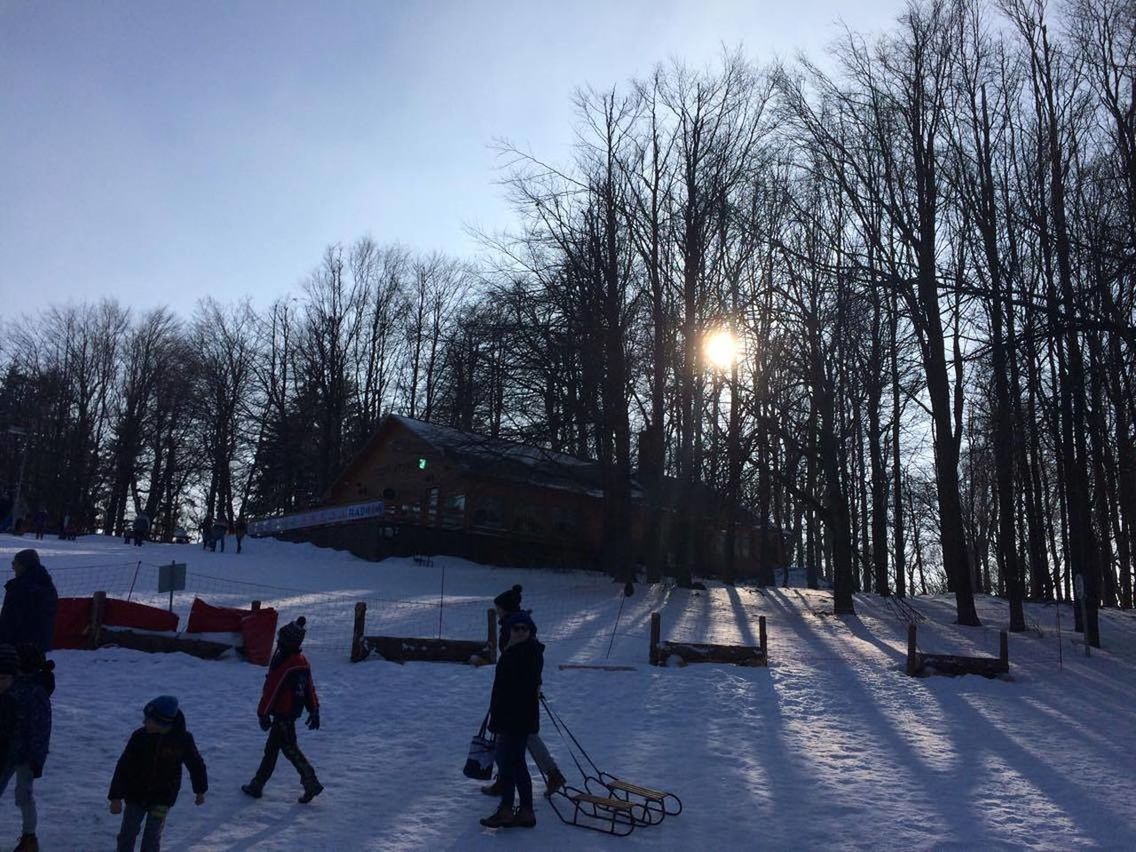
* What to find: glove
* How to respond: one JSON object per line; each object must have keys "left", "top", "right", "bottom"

{"left": 109, "top": 799, "right": 123, "bottom": 815}
{"left": 306, "top": 712, "right": 320, "bottom": 730}
{"left": 31, "top": 763, "right": 43, "bottom": 780}
{"left": 258, "top": 715, "right": 272, "bottom": 731}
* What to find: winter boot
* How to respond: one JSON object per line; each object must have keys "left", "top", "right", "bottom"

{"left": 298, "top": 781, "right": 324, "bottom": 804}
{"left": 544, "top": 767, "right": 567, "bottom": 797}
{"left": 14, "top": 835, "right": 39, "bottom": 852}
{"left": 479, "top": 804, "right": 515, "bottom": 828}
{"left": 511, "top": 807, "right": 536, "bottom": 828}
{"left": 480, "top": 778, "right": 502, "bottom": 796}
{"left": 241, "top": 781, "right": 264, "bottom": 799}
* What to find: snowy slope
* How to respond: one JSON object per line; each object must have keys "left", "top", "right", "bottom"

{"left": 3, "top": 533, "right": 1135, "bottom": 851}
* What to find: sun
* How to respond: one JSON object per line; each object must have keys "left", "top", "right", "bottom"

{"left": 703, "top": 329, "right": 742, "bottom": 371}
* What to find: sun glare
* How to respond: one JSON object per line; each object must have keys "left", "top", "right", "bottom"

{"left": 703, "top": 329, "right": 742, "bottom": 371}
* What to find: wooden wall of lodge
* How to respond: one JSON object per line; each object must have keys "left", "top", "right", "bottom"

{"left": 323, "top": 426, "right": 783, "bottom": 575}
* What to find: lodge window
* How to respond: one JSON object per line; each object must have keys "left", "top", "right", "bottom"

{"left": 440, "top": 493, "right": 465, "bottom": 530}
{"left": 471, "top": 496, "right": 505, "bottom": 531}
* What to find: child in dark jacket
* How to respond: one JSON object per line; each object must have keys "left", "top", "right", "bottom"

{"left": 242, "top": 616, "right": 323, "bottom": 803}
{"left": 0, "top": 643, "right": 51, "bottom": 852}
{"left": 108, "top": 695, "right": 207, "bottom": 852}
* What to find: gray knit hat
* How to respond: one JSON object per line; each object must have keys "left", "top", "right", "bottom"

{"left": 278, "top": 616, "right": 307, "bottom": 649}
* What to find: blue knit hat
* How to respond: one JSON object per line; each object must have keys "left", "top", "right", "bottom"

{"left": 503, "top": 611, "right": 536, "bottom": 635}
{"left": 144, "top": 695, "right": 179, "bottom": 725}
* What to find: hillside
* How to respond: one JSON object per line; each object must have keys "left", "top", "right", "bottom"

{"left": 4, "top": 533, "right": 1135, "bottom": 850}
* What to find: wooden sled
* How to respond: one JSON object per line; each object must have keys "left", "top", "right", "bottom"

{"left": 584, "top": 772, "right": 682, "bottom": 825}
{"left": 547, "top": 783, "right": 639, "bottom": 837}
{"left": 541, "top": 695, "right": 683, "bottom": 832}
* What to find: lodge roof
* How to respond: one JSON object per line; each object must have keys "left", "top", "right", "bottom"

{"left": 329, "top": 414, "right": 766, "bottom": 525}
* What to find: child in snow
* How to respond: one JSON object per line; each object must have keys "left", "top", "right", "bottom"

{"left": 241, "top": 616, "right": 323, "bottom": 803}
{"left": 480, "top": 611, "right": 544, "bottom": 830}
{"left": 0, "top": 643, "right": 51, "bottom": 852}
{"left": 108, "top": 695, "right": 207, "bottom": 852}
{"left": 481, "top": 585, "right": 566, "bottom": 799}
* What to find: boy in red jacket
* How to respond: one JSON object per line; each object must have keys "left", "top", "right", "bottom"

{"left": 241, "top": 617, "right": 323, "bottom": 803}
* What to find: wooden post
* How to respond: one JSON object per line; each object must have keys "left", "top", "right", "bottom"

{"left": 758, "top": 616, "right": 767, "bottom": 662}
{"left": 649, "top": 612, "right": 661, "bottom": 666}
{"left": 251, "top": 600, "right": 261, "bottom": 611}
{"left": 906, "top": 623, "right": 918, "bottom": 676}
{"left": 999, "top": 630, "right": 1008, "bottom": 670}
{"left": 351, "top": 601, "right": 367, "bottom": 662}
{"left": 488, "top": 608, "right": 498, "bottom": 663}
{"left": 91, "top": 590, "right": 107, "bottom": 650}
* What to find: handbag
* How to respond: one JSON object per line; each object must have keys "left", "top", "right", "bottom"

{"left": 462, "top": 713, "right": 497, "bottom": 779}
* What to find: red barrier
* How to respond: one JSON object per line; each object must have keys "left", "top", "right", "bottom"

{"left": 185, "top": 597, "right": 278, "bottom": 665}
{"left": 240, "top": 609, "right": 278, "bottom": 665}
{"left": 186, "top": 597, "right": 245, "bottom": 633}
{"left": 54, "top": 597, "right": 92, "bottom": 649}
{"left": 103, "top": 598, "right": 178, "bottom": 632}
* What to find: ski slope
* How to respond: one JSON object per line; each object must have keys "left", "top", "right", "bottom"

{"left": 3, "top": 533, "right": 1135, "bottom": 850}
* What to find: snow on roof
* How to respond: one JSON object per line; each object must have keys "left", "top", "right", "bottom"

{"left": 390, "top": 414, "right": 627, "bottom": 496}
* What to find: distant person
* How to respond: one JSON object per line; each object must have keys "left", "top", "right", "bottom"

{"left": 481, "top": 585, "right": 565, "bottom": 800}
{"left": 131, "top": 513, "right": 151, "bottom": 548}
{"left": 108, "top": 695, "right": 207, "bottom": 852}
{"left": 0, "top": 495, "right": 11, "bottom": 533}
{"left": 0, "top": 550, "right": 58, "bottom": 653}
{"left": 479, "top": 611, "right": 543, "bottom": 830}
{"left": 210, "top": 517, "right": 228, "bottom": 553}
{"left": 200, "top": 517, "right": 213, "bottom": 551}
{"left": 31, "top": 510, "right": 47, "bottom": 542}
{"left": 234, "top": 516, "right": 248, "bottom": 554}
{"left": 0, "top": 643, "right": 53, "bottom": 852}
{"left": 241, "top": 617, "right": 323, "bottom": 803}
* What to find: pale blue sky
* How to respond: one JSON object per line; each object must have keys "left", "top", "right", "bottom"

{"left": 0, "top": 0, "right": 899, "bottom": 318}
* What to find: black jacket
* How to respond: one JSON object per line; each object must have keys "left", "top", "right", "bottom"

{"left": 108, "top": 711, "right": 208, "bottom": 807}
{"left": 489, "top": 637, "right": 544, "bottom": 735}
{"left": 0, "top": 562, "right": 59, "bottom": 652}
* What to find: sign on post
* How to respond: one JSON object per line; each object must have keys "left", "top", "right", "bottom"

{"left": 159, "top": 562, "right": 187, "bottom": 612}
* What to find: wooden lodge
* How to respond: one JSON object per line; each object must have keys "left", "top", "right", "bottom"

{"left": 261, "top": 415, "right": 785, "bottom": 579}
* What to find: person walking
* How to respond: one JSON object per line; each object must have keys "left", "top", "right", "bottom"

{"left": 241, "top": 617, "right": 323, "bottom": 803}
{"left": 108, "top": 695, "right": 207, "bottom": 852}
{"left": 480, "top": 611, "right": 543, "bottom": 829}
{"left": 0, "top": 643, "right": 51, "bottom": 852}
{"left": 481, "top": 585, "right": 566, "bottom": 798}
{"left": 0, "top": 550, "right": 58, "bottom": 653}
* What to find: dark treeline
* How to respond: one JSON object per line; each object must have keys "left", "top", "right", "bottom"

{"left": 1, "top": 0, "right": 1132, "bottom": 641}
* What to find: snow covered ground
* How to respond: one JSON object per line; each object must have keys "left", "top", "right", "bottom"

{"left": 3, "top": 533, "right": 1135, "bottom": 851}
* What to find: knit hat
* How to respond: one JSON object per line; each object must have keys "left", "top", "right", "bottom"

{"left": 12, "top": 549, "right": 40, "bottom": 570}
{"left": 494, "top": 584, "right": 523, "bottom": 614}
{"left": 503, "top": 611, "right": 536, "bottom": 635}
{"left": 0, "top": 644, "right": 17, "bottom": 675}
{"left": 278, "top": 616, "right": 307, "bottom": 649}
{"left": 144, "top": 695, "right": 179, "bottom": 725}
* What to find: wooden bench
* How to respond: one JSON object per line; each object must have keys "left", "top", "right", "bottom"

{"left": 906, "top": 624, "right": 1009, "bottom": 678}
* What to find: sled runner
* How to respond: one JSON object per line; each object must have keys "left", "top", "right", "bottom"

{"left": 547, "top": 785, "right": 639, "bottom": 837}
{"left": 541, "top": 695, "right": 683, "bottom": 832}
